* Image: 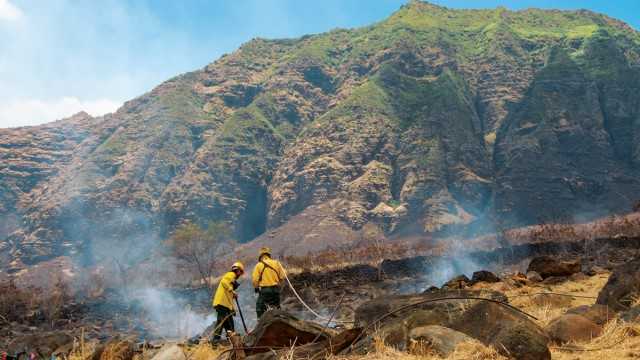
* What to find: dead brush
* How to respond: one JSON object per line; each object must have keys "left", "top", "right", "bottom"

{"left": 283, "top": 241, "right": 413, "bottom": 274}
{"left": 0, "top": 280, "right": 31, "bottom": 323}
{"left": 98, "top": 339, "right": 134, "bottom": 360}
{"left": 0, "top": 279, "right": 73, "bottom": 326}
{"left": 42, "top": 276, "right": 73, "bottom": 326}
{"left": 592, "top": 215, "right": 640, "bottom": 239}
{"left": 494, "top": 213, "right": 640, "bottom": 247}
{"left": 530, "top": 221, "right": 580, "bottom": 243}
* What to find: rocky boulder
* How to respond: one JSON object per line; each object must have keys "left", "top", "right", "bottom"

{"left": 355, "top": 289, "right": 550, "bottom": 360}
{"left": 526, "top": 271, "right": 543, "bottom": 283}
{"left": 471, "top": 270, "right": 500, "bottom": 284}
{"left": 597, "top": 258, "right": 640, "bottom": 311}
{"left": 355, "top": 289, "right": 508, "bottom": 326}
{"left": 544, "top": 314, "right": 603, "bottom": 344}
{"left": 242, "top": 311, "right": 360, "bottom": 360}
{"left": 407, "top": 325, "right": 479, "bottom": 357}
{"left": 527, "top": 256, "right": 581, "bottom": 279}
{"left": 566, "top": 304, "right": 612, "bottom": 326}
{"left": 243, "top": 310, "right": 336, "bottom": 354}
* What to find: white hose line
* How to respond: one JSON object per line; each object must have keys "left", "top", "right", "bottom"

{"left": 283, "top": 270, "right": 353, "bottom": 324}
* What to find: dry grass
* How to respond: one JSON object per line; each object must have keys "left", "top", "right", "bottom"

{"left": 329, "top": 338, "right": 507, "bottom": 360}
{"left": 185, "top": 342, "right": 226, "bottom": 360}
{"left": 336, "top": 271, "right": 638, "bottom": 359}
{"left": 501, "top": 273, "right": 610, "bottom": 326}
{"left": 66, "top": 341, "right": 225, "bottom": 360}
{"left": 550, "top": 320, "right": 640, "bottom": 359}
{"left": 333, "top": 321, "right": 640, "bottom": 360}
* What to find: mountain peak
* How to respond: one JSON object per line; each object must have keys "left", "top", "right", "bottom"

{"left": 2, "top": 3, "right": 640, "bottom": 269}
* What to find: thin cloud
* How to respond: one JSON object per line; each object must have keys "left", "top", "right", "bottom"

{"left": 0, "top": 97, "right": 121, "bottom": 128}
{"left": 0, "top": 0, "right": 23, "bottom": 21}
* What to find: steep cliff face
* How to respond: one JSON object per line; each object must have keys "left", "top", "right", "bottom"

{"left": 0, "top": 112, "right": 102, "bottom": 264}
{"left": 494, "top": 31, "right": 640, "bottom": 226}
{"left": 2, "top": 2, "right": 640, "bottom": 268}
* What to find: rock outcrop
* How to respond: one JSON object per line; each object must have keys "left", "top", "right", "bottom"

{"left": 2, "top": 2, "right": 640, "bottom": 269}
{"left": 597, "top": 258, "right": 640, "bottom": 311}
{"left": 526, "top": 256, "right": 581, "bottom": 279}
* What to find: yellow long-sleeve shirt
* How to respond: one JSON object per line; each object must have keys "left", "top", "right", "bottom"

{"left": 213, "top": 271, "right": 237, "bottom": 310}
{"left": 252, "top": 257, "right": 286, "bottom": 288}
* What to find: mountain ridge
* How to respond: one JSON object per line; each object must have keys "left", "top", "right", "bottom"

{"left": 1, "top": 1, "right": 640, "bottom": 270}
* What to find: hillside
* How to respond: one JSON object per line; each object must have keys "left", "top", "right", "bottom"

{"left": 2, "top": 1, "right": 640, "bottom": 270}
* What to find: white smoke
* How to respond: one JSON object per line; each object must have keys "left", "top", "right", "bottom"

{"left": 133, "top": 288, "right": 216, "bottom": 339}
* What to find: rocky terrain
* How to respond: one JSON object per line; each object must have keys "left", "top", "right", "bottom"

{"left": 3, "top": 231, "right": 640, "bottom": 359}
{"left": 2, "top": 2, "right": 640, "bottom": 273}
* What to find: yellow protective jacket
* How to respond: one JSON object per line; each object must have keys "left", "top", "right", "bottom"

{"left": 252, "top": 257, "right": 285, "bottom": 288}
{"left": 213, "top": 271, "right": 237, "bottom": 311}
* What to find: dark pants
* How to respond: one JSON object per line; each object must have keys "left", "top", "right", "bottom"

{"left": 256, "top": 286, "right": 281, "bottom": 318}
{"left": 211, "top": 305, "right": 235, "bottom": 340}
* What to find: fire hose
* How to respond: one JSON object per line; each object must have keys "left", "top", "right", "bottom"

{"left": 283, "top": 270, "right": 354, "bottom": 324}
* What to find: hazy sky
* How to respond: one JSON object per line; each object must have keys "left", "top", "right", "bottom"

{"left": 1, "top": 0, "right": 638, "bottom": 128}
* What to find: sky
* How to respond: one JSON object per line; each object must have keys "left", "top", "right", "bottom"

{"left": 0, "top": 0, "right": 638, "bottom": 128}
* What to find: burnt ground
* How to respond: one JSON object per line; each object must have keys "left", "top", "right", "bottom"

{"left": 282, "top": 235, "right": 640, "bottom": 324}
{"left": 2, "top": 235, "right": 640, "bottom": 350}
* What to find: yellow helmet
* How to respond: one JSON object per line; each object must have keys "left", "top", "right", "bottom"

{"left": 231, "top": 262, "right": 245, "bottom": 273}
{"left": 259, "top": 247, "right": 272, "bottom": 258}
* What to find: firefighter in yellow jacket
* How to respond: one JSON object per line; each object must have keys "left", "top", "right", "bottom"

{"left": 211, "top": 262, "right": 244, "bottom": 341}
{"left": 252, "top": 247, "right": 286, "bottom": 318}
